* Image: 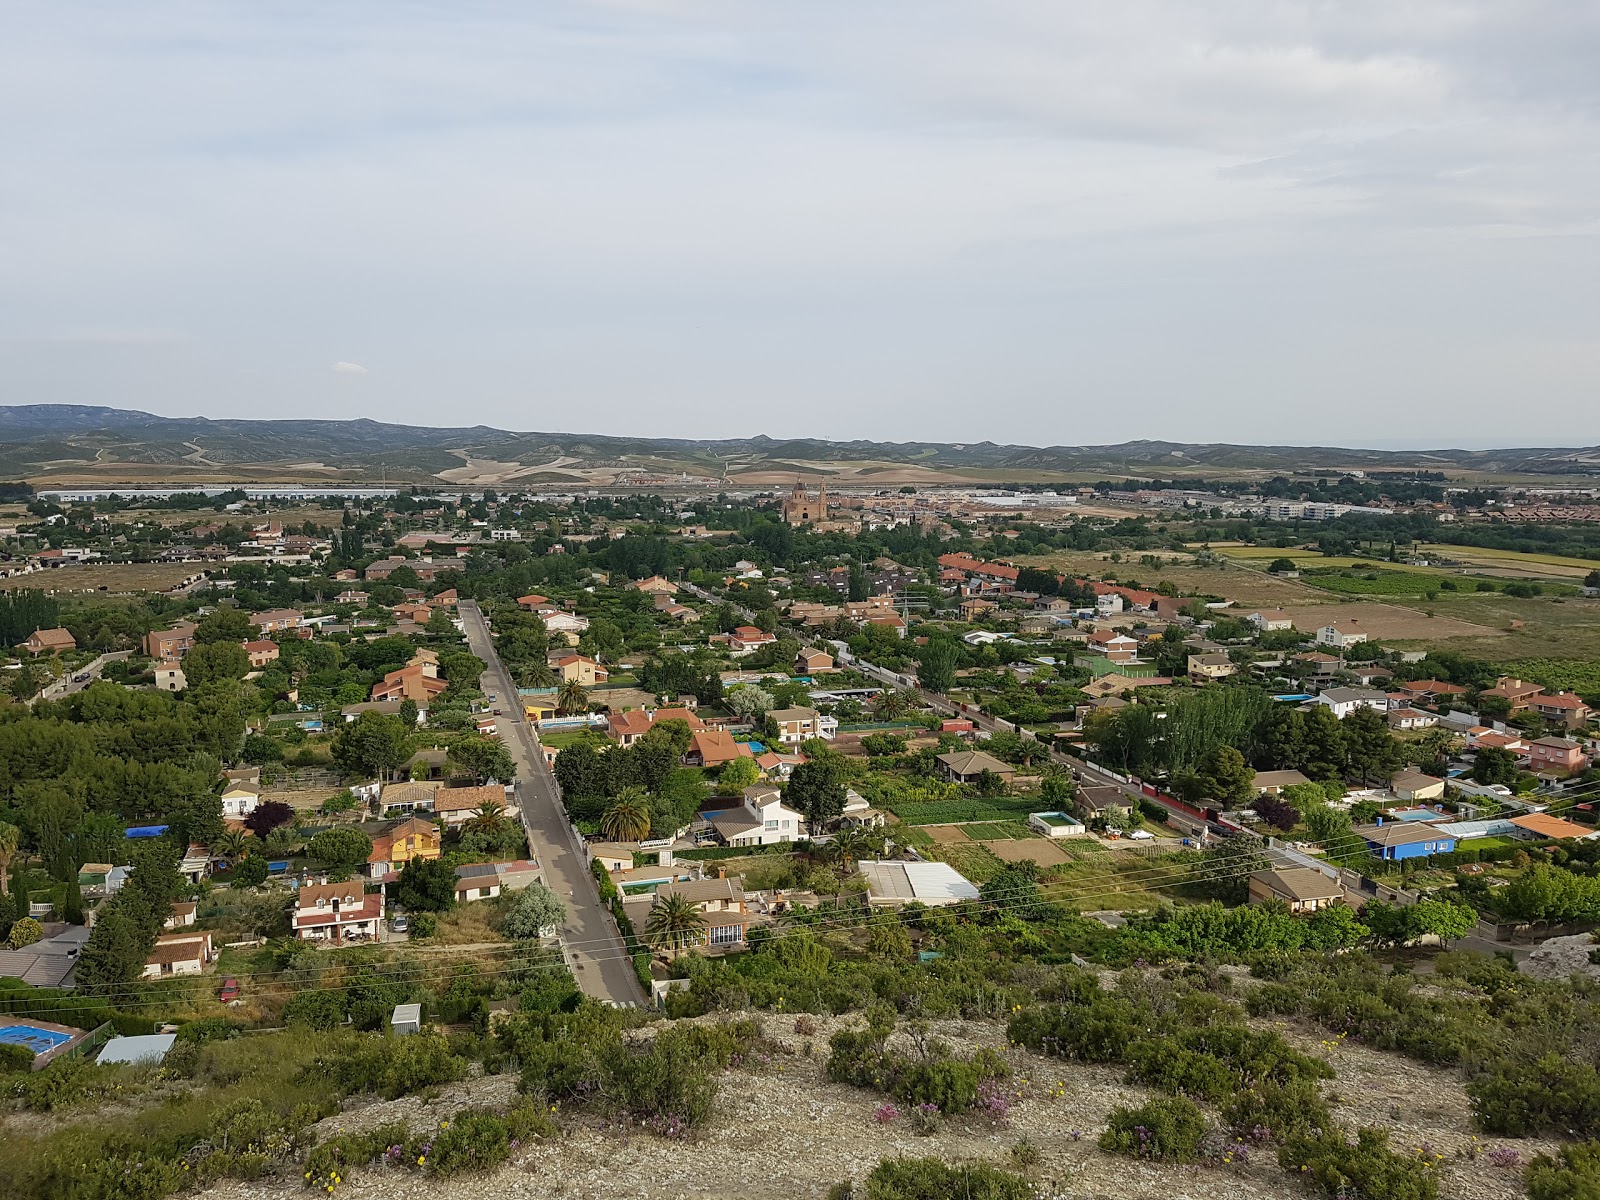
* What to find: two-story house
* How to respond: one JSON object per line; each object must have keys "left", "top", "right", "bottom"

{"left": 365, "top": 816, "right": 442, "bottom": 881}
{"left": 768, "top": 706, "right": 837, "bottom": 745}
{"left": 703, "top": 785, "right": 808, "bottom": 847}
{"left": 1187, "top": 652, "right": 1236, "bottom": 681}
{"left": 727, "top": 626, "right": 777, "bottom": 656}
{"left": 1533, "top": 692, "right": 1592, "bottom": 730}
{"left": 631, "top": 875, "right": 749, "bottom": 948}
{"left": 293, "top": 881, "right": 383, "bottom": 942}
{"left": 220, "top": 769, "right": 261, "bottom": 818}
{"left": 1315, "top": 620, "right": 1369, "bottom": 649}
{"left": 241, "top": 639, "right": 280, "bottom": 669}
{"left": 1529, "top": 736, "right": 1589, "bottom": 777}
{"left": 144, "top": 623, "right": 198, "bottom": 659}
{"left": 250, "top": 609, "right": 304, "bottom": 634}
{"left": 1481, "top": 676, "right": 1545, "bottom": 712}
{"left": 1086, "top": 630, "right": 1139, "bottom": 663}
{"left": 548, "top": 653, "right": 607, "bottom": 686}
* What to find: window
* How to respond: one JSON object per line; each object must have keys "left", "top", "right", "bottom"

{"left": 709, "top": 924, "right": 742, "bottom": 945}
{"left": 765, "top": 820, "right": 778, "bottom": 830}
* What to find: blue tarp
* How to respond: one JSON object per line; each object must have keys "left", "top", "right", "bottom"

{"left": 125, "top": 825, "right": 169, "bottom": 838}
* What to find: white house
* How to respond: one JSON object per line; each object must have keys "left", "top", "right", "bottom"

{"left": 220, "top": 770, "right": 260, "bottom": 819}
{"left": 1095, "top": 592, "right": 1125, "bottom": 614}
{"left": 1314, "top": 687, "right": 1390, "bottom": 719}
{"left": 1245, "top": 610, "right": 1294, "bottom": 632}
{"left": 703, "top": 785, "right": 808, "bottom": 847}
{"left": 292, "top": 881, "right": 383, "bottom": 942}
{"left": 1315, "top": 620, "right": 1369, "bottom": 649}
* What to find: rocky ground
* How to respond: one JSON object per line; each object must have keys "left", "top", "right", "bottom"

{"left": 1521, "top": 932, "right": 1600, "bottom": 983}
{"left": 199, "top": 1012, "right": 1553, "bottom": 1200}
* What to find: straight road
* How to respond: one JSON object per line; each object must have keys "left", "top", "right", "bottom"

{"left": 33, "top": 650, "right": 132, "bottom": 704}
{"left": 458, "top": 600, "right": 643, "bottom": 1007}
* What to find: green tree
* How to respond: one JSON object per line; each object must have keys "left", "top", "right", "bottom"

{"left": 786, "top": 759, "right": 847, "bottom": 834}
{"left": 306, "top": 827, "right": 374, "bottom": 871}
{"left": 1472, "top": 746, "right": 1519, "bottom": 786}
{"left": 447, "top": 735, "right": 515, "bottom": 783}
{"left": 332, "top": 710, "right": 411, "bottom": 781}
{"left": 1342, "top": 707, "right": 1404, "bottom": 785}
{"left": 0, "top": 821, "right": 18, "bottom": 895}
{"left": 500, "top": 884, "right": 565, "bottom": 939}
{"left": 1197, "top": 746, "right": 1256, "bottom": 806}
{"left": 395, "top": 857, "right": 456, "bottom": 912}
{"left": 718, "top": 755, "right": 761, "bottom": 793}
{"left": 426, "top": 606, "right": 456, "bottom": 636}
{"left": 6, "top": 916, "right": 43, "bottom": 948}
{"left": 195, "top": 607, "right": 253, "bottom": 644}
{"left": 916, "top": 637, "right": 961, "bottom": 694}
{"left": 183, "top": 641, "right": 250, "bottom": 686}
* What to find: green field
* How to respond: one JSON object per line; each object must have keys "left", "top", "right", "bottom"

{"left": 1417, "top": 544, "right": 1600, "bottom": 575}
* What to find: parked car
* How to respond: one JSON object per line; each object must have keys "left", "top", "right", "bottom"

{"left": 219, "top": 978, "right": 240, "bottom": 1003}
{"left": 390, "top": 916, "right": 409, "bottom": 933}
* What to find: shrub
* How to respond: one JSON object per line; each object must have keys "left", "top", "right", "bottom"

{"left": 1220, "top": 1078, "right": 1332, "bottom": 1141}
{"left": 1125, "top": 1024, "right": 1333, "bottom": 1102}
{"left": 1100, "top": 1096, "right": 1208, "bottom": 1162}
{"left": 862, "top": 1156, "right": 1033, "bottom": 1200}
{"left": 0, "top": 1042, "right": 34, "bottom": 1074}
{"left": 1526, "top": 1140, "right": 1600, "bottom": 1200}
{"left": 302, "top": 1033, "right": 468, "bottom": 1100}
{"left": 1278, "top": 1127, "right": 1438, "bottom": 1200}
{"left": 1468, "top": 1053, "right": 1600, "bottom": 1136}
{"left": 826, "top": 1021, "right": 1008, "bottom": 1115}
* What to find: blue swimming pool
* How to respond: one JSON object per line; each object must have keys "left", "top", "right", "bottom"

{"left": 0, "top": 1023, "right": 72, "bottom": 1055}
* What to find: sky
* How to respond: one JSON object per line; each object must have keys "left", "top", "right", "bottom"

{"left": 1, "top": 1, "right": 1598, "bottom": 449}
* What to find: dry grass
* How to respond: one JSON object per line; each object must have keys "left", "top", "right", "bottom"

{"left": 1276, "top": 601, "right": 1502, "bottom": 642}
{"left": 1013, "top": 551, "right": 1321, "bottom": 608}
{"left": 0, "top": 562, "right": 201, "bottom": 593}
{"left": 985, "top": 837, "right": 1073, "bottom": 867}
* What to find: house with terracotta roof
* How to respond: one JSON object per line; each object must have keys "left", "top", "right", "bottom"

{"left": 250, "top": 609, "right": 304, "bottom": 633}
{"left": 144, "top": 623, "right": 198, "bottom": 660}
{"left": 1481, "top": 677, "right": 1545, "bottom": 712}
{"left": 1396, "top": 679, "right": 1470, "bottom": 702}
{"left": 23, "top": 627, "right": 75, "bottom": 655}
{"left": 1387, "top": 707, "right": 1439, "bottom": 731}
{"left": 371, "top": 662, "right": 448, "bottom": 705}
{"left": 433, "top": 784, "right": 518, "bottom": 828}
{"left": 142, "top": 931, "right": 214, "bottom": 977}
{"left": 1086, "top": 630, "right": 1139, "bottom": 662}
{"left": 1532, "top": 692, "right": 1593, "bottom": 729}
{"left": 633, "top": 576, "right": 678, "bottom": 595}
{"left": 516, "top": 594, "right": 552, "bottom": 611}
{"left": 1472, "top": 730, "right": 1529, "bottom": 755}
{"left": 548, "top": 653, "right": 607, "bottom": 686}
{"left": 1510, "top": 812, "right": 1600, "bottom": 842}
{"left": 796, "top": 648, "right": 834, "bottom": 674}
{"left": 242, "top": 639, "right": 280, "bottom": 668}
{"left": 1529, "top": 736, "right": 1588, "bottom": 776}
{"left": 607, "top": 709, "right": 655, "bottom": 747}
{"left": 686, "top": 729, "right": 754, "bottom": 769}
{"left": 292, "top": 881, "right": 382, "bottom": 942}
{"left": 650, "top": 707, "right": 706, "bottom": 733}
{"left": 728, "top": 626, "right": 777, "bottom": 656}
{"left": 366, "top": 816, "right": 442, "bottom": 881}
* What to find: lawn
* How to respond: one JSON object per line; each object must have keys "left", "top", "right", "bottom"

{"left": 539, "top": 728, "right": 608, "bottom": 751}
{"left": 1458, "top": 836, "right": 1512, "bottom": 851}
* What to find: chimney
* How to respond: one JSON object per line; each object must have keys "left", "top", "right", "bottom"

{"left": 716, "top": 865, "right": 727, "bottom": 880}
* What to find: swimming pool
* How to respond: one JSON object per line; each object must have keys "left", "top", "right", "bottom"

{"left": 0, "top": 1023, "right": 73, "bottom": 1055}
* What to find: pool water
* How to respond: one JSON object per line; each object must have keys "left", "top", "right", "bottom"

{"left": 0, "top": 1023, "right": 72, "bottom": 1055}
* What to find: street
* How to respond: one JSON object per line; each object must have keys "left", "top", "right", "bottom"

{"left": 32, "top": 649, "right": 132, "bottom": 704}
{"left": 458, "top": 599, "right": 643, "bottom": 1007}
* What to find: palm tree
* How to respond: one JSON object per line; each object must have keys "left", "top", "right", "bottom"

{"left": 644, "top": 892, "right": 707, "bottom": 955}
{"left": 211, "top": 830, "right": 249, "bottom": 860}
{"left": 828, "top": 828, "right": 873, "bottom": 871}
{"left": 466, "top": 799, "right": 508, "bottom": 835}
{"left": 556, "top": 679, "right": 589, "bottom": 716}
{"left": 0, "top": 821, "right": 19, "bottom": 894}
{"left": 600, "top": 788, "right": 652, "bottom": 843}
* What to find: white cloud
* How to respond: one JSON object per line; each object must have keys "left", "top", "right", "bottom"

{"left": 332, "top": 361, "right": 368, "bottom": 375}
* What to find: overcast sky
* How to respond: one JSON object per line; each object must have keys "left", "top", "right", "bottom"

{"left": 2, "top": 2, "right": 1597, "bottom": 448}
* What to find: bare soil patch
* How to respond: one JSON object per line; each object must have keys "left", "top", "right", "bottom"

{"left": 0, "top": 562, "right": 200, "bottom": 594}
{"left": 1278, "top": 602, "right": 1501, "bottom": 642}
{"left": 924, "top": 824, "right": 971, "bottom": 845}
{"left": 985, "top": 837, "right": 1073, "bottom": 867}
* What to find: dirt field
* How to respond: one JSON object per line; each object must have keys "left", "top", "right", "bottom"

{"left": 1278, "top": 601, "right": 1502, "bottom": 642}
{"left": 197, "top": 1009, "right": 1545, "bottom": 1200}
{"left": 924, "top": 825, "right": 971, "bottom": 845}
{"left": 0, "top": 562, "right": 200, "bottom": 593}
{"left": 1014, "top": 552, "right": 1322, "bottom": 609}
{"left": 982, "top": 837, "right": 1073, "bottom": 867}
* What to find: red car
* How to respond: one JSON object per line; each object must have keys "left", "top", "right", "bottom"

{"left": 219, "top": 978, "right": 240, "bottom": 1003}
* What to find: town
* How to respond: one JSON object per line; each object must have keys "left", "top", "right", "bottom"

{"left": 0, "top": 472, "right": 1598, "bottom": 1199}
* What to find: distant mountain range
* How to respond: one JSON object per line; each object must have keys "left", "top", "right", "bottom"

{"left": 3, "top": 404, "right": 1599, "bottom": 488}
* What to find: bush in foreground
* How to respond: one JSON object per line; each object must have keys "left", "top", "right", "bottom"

{"left": 1099, "top": 1096, "right": 1208, "bottom": 1162}
{"left": 862, "top": 1156, "right": 1033, "bottom": 1200}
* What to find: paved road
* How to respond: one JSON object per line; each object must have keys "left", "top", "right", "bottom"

{"left": 33, "top": 650, "right": 132, "bottom": 704}
{"left": 458, "top": 600, "right": 643, "bottom": 1007}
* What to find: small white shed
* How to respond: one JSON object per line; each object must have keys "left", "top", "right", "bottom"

{"left": 391, "top": 1003, "right": 422, "bottom": 1036}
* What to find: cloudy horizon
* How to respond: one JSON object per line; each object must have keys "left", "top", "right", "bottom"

{"left": 2, "top": 2, "right": 1597, "bottom": 447}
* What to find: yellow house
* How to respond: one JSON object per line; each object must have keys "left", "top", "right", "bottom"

{"left": 366, "top": 816, "right": 442, "bottom": 879}
{"left": 524, "top": 699, "right": 557, "bottom": 721}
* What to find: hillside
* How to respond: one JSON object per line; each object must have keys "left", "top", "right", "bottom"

{"left": 3, "top": 403, "right": 1599, "bottom": 487}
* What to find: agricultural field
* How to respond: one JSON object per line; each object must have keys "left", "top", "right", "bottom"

{"left": 1277, "top": 601, "right": 1502, "bottom": 642}
{"left": 0, "top": 561, "right": 200, "bottom": 593}
{"left": 1416, "top": 543, "right": 1600, "bottom": 578}
{"left": 1013, "top": 551, "right": 1320, "bottom": 609}
{"left": 1389, "top": 592, "right": 1600, "bottom": 663}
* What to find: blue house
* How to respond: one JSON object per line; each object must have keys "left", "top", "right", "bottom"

{"left": 1355, "top": 821, "right": 1458, "bottom": 861}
